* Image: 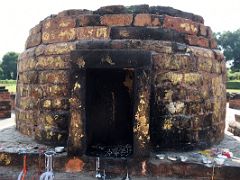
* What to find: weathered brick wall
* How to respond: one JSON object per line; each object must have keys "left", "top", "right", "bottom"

{"left": 16, "top": 5, "right": 226, "bottom": 150}
{"left": 0, "top": 87, "right": 11, "bottom": 118}
{"left": 229, "top": 93, "right": 240, "bottom": 110}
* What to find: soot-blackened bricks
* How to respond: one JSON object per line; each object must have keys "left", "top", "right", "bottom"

{"left": 16, "top": 5, "right": 226, "bottom": 157}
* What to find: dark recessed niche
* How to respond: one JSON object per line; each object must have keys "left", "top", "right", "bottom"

{"left": 86, "top": 69, "right": 134, "bottom": 157}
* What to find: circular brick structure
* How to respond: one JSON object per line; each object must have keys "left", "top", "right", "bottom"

{"left": 16, "top": 5, "right": 226, "bottom": 156}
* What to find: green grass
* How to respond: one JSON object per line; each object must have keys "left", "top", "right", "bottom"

{"left": 3, "top": 84, "right": 16, "bottom": 93}
{"left": 227, "top": 80, "right": 240, "bottom": 82}
{"left": 227, "top": 89, "right": 240, "bottom": 93}
{"left": 227, "top": 80, "right": 240, "bottom": 90}
{"left": 0, "top": 80, "right": 16, "bottom": 93}
{"left": 0, "top": 80, "right": 16, "bottom": 84}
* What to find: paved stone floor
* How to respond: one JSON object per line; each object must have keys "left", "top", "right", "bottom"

{"left": 0, "top": 112, "right": 15, "bottom": 130}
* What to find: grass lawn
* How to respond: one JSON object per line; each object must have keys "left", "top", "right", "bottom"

{"left": 0, "top": 80, "right": 16, "bottom": 93}
{"left": 226, "top": 80, "right": 240, "bottom": 93}
{"left": 227, "top": 89, "right": 240, "bottom": 93}
{"left": 227, "top": 80, "right": 240, "bottom": 89}
{"left": 0, "top": 84, "right": 16, "bottom": 93}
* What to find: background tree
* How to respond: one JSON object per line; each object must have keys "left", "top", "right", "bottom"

{"left": 216, "top": 29, "right": 240, "bottom": 71}
{"left": 0, "top": 64, "right": 3, "bottom": 79}
{"left": 1, "top": 52, "right": 18, "bottom": 79}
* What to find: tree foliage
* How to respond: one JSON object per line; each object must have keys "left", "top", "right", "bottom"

{"left": 216, "top": 29, "right": 240, "bottom": 71}
{"left": 1, "top": 52, "right": 18, "bottom": 80}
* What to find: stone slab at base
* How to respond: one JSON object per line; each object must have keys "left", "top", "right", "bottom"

{"left": 1, "top": 124, "right": 240, "bottom": 179}
{"left": 0, "top": 150, "right": 240, "bottom": 180}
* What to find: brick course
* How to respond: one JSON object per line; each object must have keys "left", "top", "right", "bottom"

{"left": 100, "top": 14, "right": 133, "bottom": 26}
{"left": 163, "top": 15, "right": 198, "bottom": 35}
{"left": 134, "top": 14, "right": 161, "bottom": 26}
{"left": 0, "top": 87, "right": 11, "bottom": 119}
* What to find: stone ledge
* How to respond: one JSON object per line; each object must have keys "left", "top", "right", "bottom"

{"left": 0, "top": 150, "right": 240, "bottom": 179}
{"left": 229, "top": 99, "right": 240, "bottom": 110}
{"left": 1, "top": 121, "right": 240, "bottom": 179}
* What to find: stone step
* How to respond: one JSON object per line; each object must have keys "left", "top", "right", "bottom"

{"left": 229, "top": 99, "right": 240, "bottom": 110}
{"left": 228, "top": 120, "right": 240, "bottom": 136}
{"left": 235, "top": 114, "right": 240, "bottom": 123}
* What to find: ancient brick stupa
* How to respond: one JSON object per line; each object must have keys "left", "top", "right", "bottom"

{"left": 16, "top": 5, "right": 226, "bottom": 157}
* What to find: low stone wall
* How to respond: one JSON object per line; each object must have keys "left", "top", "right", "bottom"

{"left": 229, "top": 100, "right": 240, "bottom": 110}
{"left": 0, "top": 86, "right": 11, "bottom": 118}
{"left": 228, "top": 115, "right": 240, "bottom": 136}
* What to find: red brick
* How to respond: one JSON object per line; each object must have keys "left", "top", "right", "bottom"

{"left": 25, "top": 33, "right": 42, "bottom": 48}
{"left": 19, "top": 48, "right": 35, "bottom": 60}
{"left": 18, "top": 71, "right": 38, "bottom": 84}
{"left": 207, "top": 26, "right": 213, "bottom": 38}
{"left": 76, "top": 26, "right": 110, "bottom": 40}
{"left": 209, "top": 38, "right": 218, "bottom": 49}
{"left": 212, "top": 61, "right": 222, "bottom": 74}
{"left": 133, "top": 14, "right": 161, "bottom": 26}
{"left": 18, "top": 97, "right": 38, "bottom": 110}
{"left": 0, "top": 110, "right": 11, "bottom": 118}
{"left": 43, "top": 17, "right": 76, "bottom": 31}
{"left": 163, "top": 15, "right": 198, "bottom": 35}
{"left": 229, "top": 99, "right": 240, "bottom": 110}
{"left": 35, "top": 44, "right": 46, "bottom": 56}
{"left": 77, "top": 14, "right": 100, "bottom": 26}
{"left": 0, "top": 93, "right": 10, "bottom": 100}
{"left": 187, "top": 46, "right": 215, "bottom": 58}
{"left": 40, "top": 98, "right": 69, "bottom": 110}
{"left": 42, "top": 28, "right": 76, "bottom": 44}
{"left": 10, "top": 94, "right": 16, "bottom": 110}
{"left": 41, "top": 84, "right": 69, "bottom": 97}
{"left": 100, "top": 14, "right": 133, "bottom": 26}
{"left": 29, "top": 24, "right": 42, "bottom": 35}
{"left": 36, "top": 55, "right": 70, "bottom": 70}
{"left": 199, "top": 24, "right": 207, "bottom": 36}
{"left": 17, "top": 85, "right": 39, "bottom": 99}
{"left": 213, "top": 50, "right": 225, "bottom": 61}
{"left": 39, "top": 70, "right": 69, "bottom": 84}
{"left": 65, "top": 158, "right": 85, "bottom": 172}
{"left": 221, "top": 61, "right": 227, "bottom": 74}
{"left": 18, "top": 57, "right": 36, "bottom": 72}
{"left": 0, "top": 101, "right": 10, "bottom": 108}
{"left": 185, "top": 35, "right": 209, "bottom": 48}
{"left": 44, "top": 42, "right": 76, "bottom": 55}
